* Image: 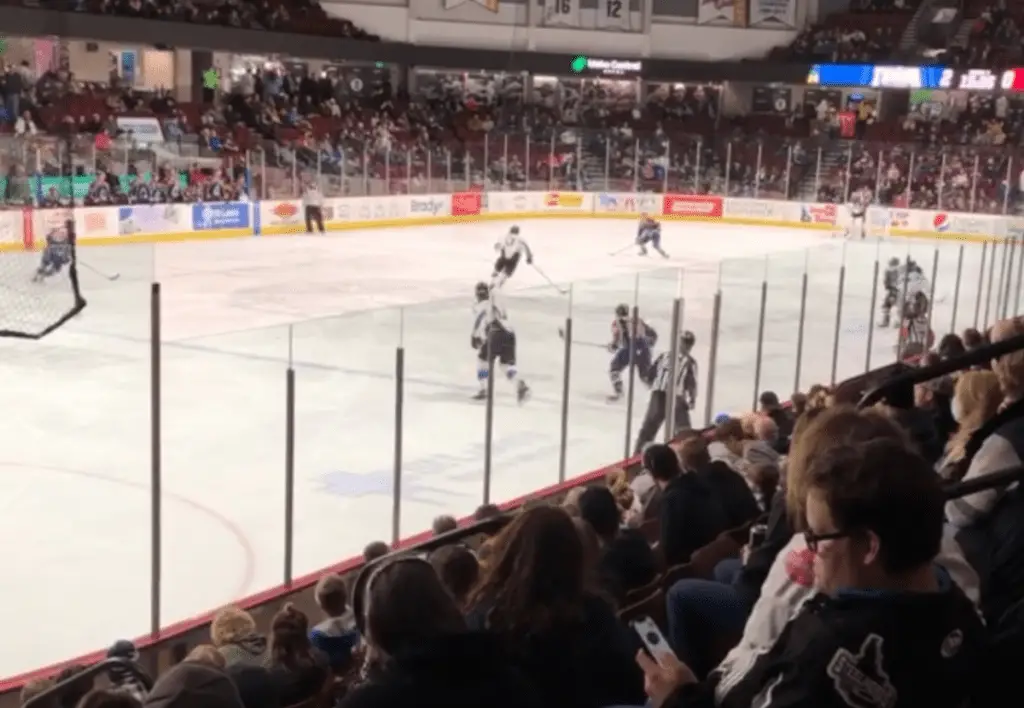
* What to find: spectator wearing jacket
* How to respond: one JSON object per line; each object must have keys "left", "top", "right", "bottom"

{"left": 578, "top": 485, "right": 658, "bottom": 603}
{"left": 309, "top": 573, "right": 359, "bottom": 673}
{"left": 640, "top": 434, "right": 986, "bottom": 708}
{"left": 645, "top": 443, "right": 729, "bottom": 567}
{"left": 210, "top": 607, "right": 268, "bottom": 668}
{"left": 678, "top": 436, "right": 760, "bottom": 530}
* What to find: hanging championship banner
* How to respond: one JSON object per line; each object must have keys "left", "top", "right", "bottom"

{"left": 697, "top": 0, "right": 745, "bottom": 26}
{"left": 544, "top": 0, "right": 581, "bottom": 26}
{"left": 749, "top": 0, "right": 796, "bottom": 28}
{"left": 596, "top": 0, "right": 633, "bottom": 30}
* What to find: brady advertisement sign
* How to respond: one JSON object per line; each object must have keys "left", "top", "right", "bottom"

{"left": 727, "top": 199, "right": 786, "bottom": 221}
{"left": 595, "top": 193, "right": 660, "bottom": 214}
{"left": 662, "top": 194, "right": 723, "bottom": 218}
{"left": 192, "top": 202, "right": 250, "bottom": 231}
{"left": 409, "top": 197, "right": 447, "bottom": 216}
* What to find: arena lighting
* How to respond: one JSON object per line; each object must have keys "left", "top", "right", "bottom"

{"left": 570, "top": 56, "right": 643, "bottom": 77}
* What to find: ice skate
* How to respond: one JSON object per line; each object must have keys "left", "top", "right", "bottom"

{"left": 655, "top": 247, "right": 670, "bottom": 259}
{"left": 516, "top": 380, "right": 530, "bottom": 404}
{"left": 471, "top": 389, "right": 487, "bottom": 401}
{"left": 638, "top": 246, "right": 648, "bottom": 256}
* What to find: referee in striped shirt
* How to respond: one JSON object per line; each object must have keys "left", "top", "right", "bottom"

{"left": 634, "top": 330, "right": 698, "bottom": 454}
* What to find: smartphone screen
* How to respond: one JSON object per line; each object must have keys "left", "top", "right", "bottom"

{"left": 750, "top": 523, "right": 768, "bottom": 548}
{"left": 630, "top": 616, "right": 677, "bottom": 665}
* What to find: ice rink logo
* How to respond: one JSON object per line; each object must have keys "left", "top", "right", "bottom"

{"left": 934, "top": 213, "right": 951, "bottom": 232}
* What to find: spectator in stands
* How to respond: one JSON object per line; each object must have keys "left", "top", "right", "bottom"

{"left": 963, "top": 327, "right": 988, "bottom": 355}
{"left": 310, "top": 573, "right": 359, "bottom": 673}
{"left": 577, "top": 485, "right": 658, "bottom": 603}
{"left": 645, "top": 442, "right": 730, "bottom": 566}
{"left": 339, "top": 556, "right": 541, "bottom": 708}
{"left": 742, "top": 417, "right": 781, "bottom": 471}
{"left": 947, "top": 317, "right": 1024, "bottom": 625}
{"left": 711, "top": 406, "right": 979, "bottom": 695}
{"left": 54, "top": 665, "right": 94, "bottom": 708}
{"left": 77, "top": 690, "right": 142, "bottom": 708}
{"left": 106, "top": 640, "right": 148, "bottom": 703}
{"left": 465, "top": 506, "right": 645, "bottom": 708}
{"left": 363, "top": 541, "right": 389, "bottom": 562}
{"left": 790, "top": 392, "right": 808, "bottom": 418}
{"left": 562, "top": 486, "right": 585, "bottom": 517}
{"left": 143, "top": 661, "right": 243, "bottom": 708}
{"left": 708, "top": 418, "right": 745, "bottom": 472}
{"left": 432, "top": 514, "right": 458, "bottom": 535}
{"left": 938, "top": 333, "right": 967, "bottom": 360}
{"left": 757, "top": 390, "right": 793, "bottom": 445}
{"left": 474, "top": 503, "right": 502, "bottom": 520}
{"left": 936, "top": 370, "right": 1002, "bottom": 479}
{"left": 20, "top": 678, "right": 56, "bottom": 708}
{"left": 641, "top": 437, "right": 987, "bottom": 708}
{"left": 211, "top": 607, "right": 268, "bottom": 668}
{"left": 265, "top": 604, "right": 329, "bottom": 706}
{"left": 428, "top": 544, "right": 480, "bottom": 609}
{"left": 184, "top": 646, "right": 226, "bottom": 668}
{"left": 678, "top": 436, "right": 760, "bottom": 530}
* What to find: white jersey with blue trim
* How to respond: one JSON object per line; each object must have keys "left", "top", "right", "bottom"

{"left": 473, "top": 297, "right": 514, "bottom": 339}
{"left": 496, "top": 232, "right": 532, "bottom": 261}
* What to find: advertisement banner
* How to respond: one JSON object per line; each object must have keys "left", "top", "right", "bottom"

{"left": 799, "top": 203, "right": 839, "bottom": 226}
{"left": 77, "top": 207, "right": 115, "bottom": 238}
{"left": 1005, "top": 218, "right": 1024, "bottom": 240}
{"left": 931, "top": 212, "right": 992, "bottom": 237}
{"left": 263, "top": 200, "right": 303, "bottom": 228}
{"left": 116, "top": 117, "right": 164, "bottom": 143}
{"left": 192, "top": 202, "right": 250, "bottom": 231}
{"left": 595, "top": 193, "right": 660, "bottom": 214}
{"left": 33, "top": 207, "right": 73, "bottom": 241}
{"left": 889, "top": 209, "right": 912, "bottom": 229}
{"left": 726, "top": 199, "right": 783, "bottom": 221}
{"left": 749, "top": 0, "right": 796, "bottom": 28}
{"left": 543, "top": 192, "right": 586, "bottom": 209}
{"left": 662, "top": 194, "right": 723, "bottom": 219}
{"left": 452, "top": 192, "right": 483, "bottom": 217}
{"left": 697, "top": 0, "right": 744, "bottom": 26}
{"left": 409, "top": 196, "right": 449, "bottom": 217}
{"left": 119, "top": 204, "right": 186, "bottom": 236}
{"left": 0, "top": 209, "right": 27, "bottom": 250}
{"left": 487, "top": 192, "right": 533, "bottom": 214}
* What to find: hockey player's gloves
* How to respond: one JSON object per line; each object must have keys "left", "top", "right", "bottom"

{"left": 526, "top": 255, "right": 533, "bottom": 265}
{"left": 472, "top": 336, "right": 483, "bottom": 349}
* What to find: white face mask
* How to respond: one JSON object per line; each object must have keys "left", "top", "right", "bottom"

{"left": 951, "top": 397, "right": 963, "bottom": 423}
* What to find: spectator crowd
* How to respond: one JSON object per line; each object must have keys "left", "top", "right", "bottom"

{"left": 8, "top": 0, "right": 1024, "bottom": 707}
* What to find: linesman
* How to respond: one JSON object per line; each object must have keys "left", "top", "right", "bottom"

{"left": 634, "top": 330, "right": 698, "bottom": 454}
{"left": 303, "top": 179, "right": 325, "bottom": 233}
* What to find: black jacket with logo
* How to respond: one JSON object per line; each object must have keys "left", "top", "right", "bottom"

{"left": 665, "top": 580, "right": 986, "bottom": 708}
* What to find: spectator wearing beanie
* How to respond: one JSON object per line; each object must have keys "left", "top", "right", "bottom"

{"left": 645, "top": 444, "right": 730, "bottom": 566}
{"left": 210, "top": 608, "right": 268, "bottom": 668}
{"left": 578, "top": 486, "right": 658, "bottom": 603}
{"left": 106, "top": 640, "right": 149, "bottom": 704}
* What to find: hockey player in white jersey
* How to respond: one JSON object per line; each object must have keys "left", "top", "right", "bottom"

{"left": 880, "top": 257, "right": 927, "bottom": 328}
{"left": 471, "top": 281, "right": 530, "bottom": 403}
{"left": 491, "top": 225, "right": 533, "bottom": 289}
{"left": 844, "top": 189, "right": 870, "bottom": 240}
{"left": 636, "top": 214, "right": 668, "bottom": 257}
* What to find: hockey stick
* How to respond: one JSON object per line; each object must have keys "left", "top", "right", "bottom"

{"left": 608, "top": 243, "right": 635, "bottom": 256}
{"left": 531, "top": 263, "right": 567, "bottom": 294}
{"left": 557, "top": 327, "right": 608, "bottom": 350}
{"left": 79, "top": 261, "right": 121, "bottom": 281}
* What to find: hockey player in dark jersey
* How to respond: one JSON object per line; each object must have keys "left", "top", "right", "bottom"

{"left": 32, "top": 226, "right": 72, "bottom": 282}
{"left": 880, "top": 256, "right": 923, "bottom": 327}
{"left": 633, "top": 330, "right": 697, "bottom": 454}
{"left": 607, "top": 303, "right": 657, "bottom": 402}
{"left": 637, "top": 214, "right": 668, "bottom": 257}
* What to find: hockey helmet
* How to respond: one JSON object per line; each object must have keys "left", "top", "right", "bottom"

{"left": 681, "top": 330, "right": 696, "bottom": 349}
{"left": 510, "top": 225, "right": 520, "bottom": 235}
{"left": 475, "top": 281, "right": 490, "bottom": 302}
{"left": 615, "top": 303, "right": 629, "bottom": 318}
{"left": 888, "top": 257, "right": 899, "bottom": 267}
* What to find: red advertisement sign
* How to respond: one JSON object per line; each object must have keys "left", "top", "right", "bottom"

{"left": 838, "top": 111, "right": 856, "bottom": 138}
{"left": 451, "top": 192, "right": 482, "bottom": 217}
{"left": 662, "top": 194, "right": 723, "bottom": 219}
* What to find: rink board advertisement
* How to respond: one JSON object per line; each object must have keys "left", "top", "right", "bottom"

{"left": 2, "top": 192, "right": 1022, "bottom": 252}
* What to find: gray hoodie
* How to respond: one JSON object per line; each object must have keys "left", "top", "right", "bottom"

{"left": 708, "top": 440, "right": 743, "bottom": 471}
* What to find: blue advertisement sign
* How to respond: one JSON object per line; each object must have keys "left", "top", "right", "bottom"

{"left": 192, "top": 202, "right": 250, "bottom": 231}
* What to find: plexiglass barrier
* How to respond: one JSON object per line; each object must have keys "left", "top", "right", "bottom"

{"left": 6, "top": 132, "right": 1024, "bottom": 217}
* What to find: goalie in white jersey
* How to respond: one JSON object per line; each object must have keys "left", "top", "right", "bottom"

{"left": 491, "top": 225, "right": 533, "bottom": 289}
{"left": 471, "top": 281, "right": 530, "bottom": 403}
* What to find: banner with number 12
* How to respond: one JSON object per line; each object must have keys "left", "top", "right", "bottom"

{"left": 597, "top": 0, "right": 632, "bottom": 30}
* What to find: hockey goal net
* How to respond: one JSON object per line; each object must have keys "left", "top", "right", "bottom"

{"left": 0, "top": 207, "right": 86, "bottom": 339}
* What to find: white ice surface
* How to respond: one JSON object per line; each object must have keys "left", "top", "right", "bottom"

{"left": 0, "top": 219, "right": 1006, "bottom": 676}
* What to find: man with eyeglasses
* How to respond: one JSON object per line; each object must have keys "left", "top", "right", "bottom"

{"left": 637, "top": 439, "right": 987, "bottom": 708}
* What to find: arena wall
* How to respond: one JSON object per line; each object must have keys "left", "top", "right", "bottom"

{"left": 0, "top": 192, "right": 1021, "bottom": 251}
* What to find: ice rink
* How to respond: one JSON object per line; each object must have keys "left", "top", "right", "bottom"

{"left": 0, "top": 216, "right": 1006, "bottom": 676}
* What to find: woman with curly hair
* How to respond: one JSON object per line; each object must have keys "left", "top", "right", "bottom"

{"left": 465, "top": 505, "right": 644, "bottom": 708}
{"left": 266, "top": 604, "right": 329, "bottom": 706}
